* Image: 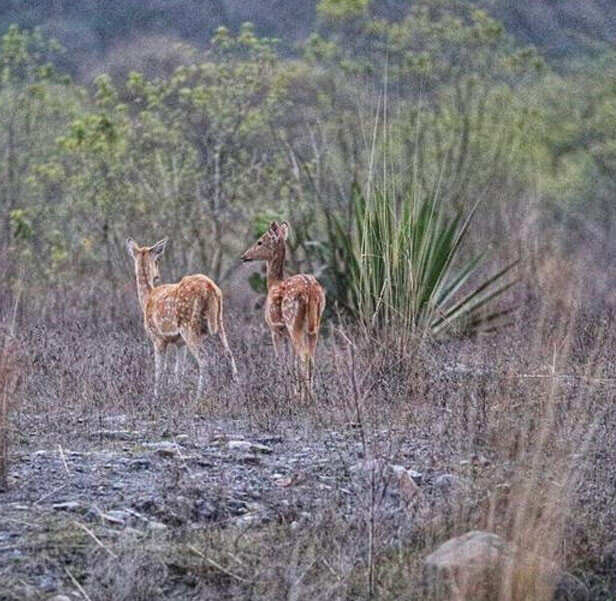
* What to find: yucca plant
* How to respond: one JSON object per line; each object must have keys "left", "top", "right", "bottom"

{"left": 326, "top": 182, "right": 518, "bottom": 343}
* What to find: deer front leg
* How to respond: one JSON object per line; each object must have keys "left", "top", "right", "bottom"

{"left": 153, "top": 339, "right": 168, "bottom": 398}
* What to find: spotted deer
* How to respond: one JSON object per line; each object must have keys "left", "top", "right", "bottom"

{"left": 126, "top": 237, "right": 237, "bottom": 397}
{"left": 241, "top": 221, "right": 325, "bottom": 397}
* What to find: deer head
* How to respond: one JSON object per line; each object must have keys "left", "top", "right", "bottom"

{"left": 241, "top": 221, "right": 289, "bottom": 263}
{"left": 126, "top": 237, "right": 168, "bottom": 287}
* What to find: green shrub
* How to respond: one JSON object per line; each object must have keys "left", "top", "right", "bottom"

{"left": 326, "top": 183, "right": 518, "bottom": 342}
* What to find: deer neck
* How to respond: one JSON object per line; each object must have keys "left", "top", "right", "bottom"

{"left": 266, "top": 244, "right": 285, "bottom": 289}
{"left": 135, "top": 259, "right": 153, "bottom": 309}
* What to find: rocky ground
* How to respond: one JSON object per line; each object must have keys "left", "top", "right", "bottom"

{"left": 1, "top": 412, "right": 472, "bottom": 600}
{"left": 1, "top": 313, "right": 615, "bottom": 600}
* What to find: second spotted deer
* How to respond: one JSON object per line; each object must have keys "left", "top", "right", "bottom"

{"left": 127, "top": 237, "right": 237, "bottom": 397}
{"left": 241, "top": 221, "right": 325, "bottom": 398}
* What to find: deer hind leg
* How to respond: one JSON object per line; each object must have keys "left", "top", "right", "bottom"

{"left": 271, "top": 329, "right": 284, "bottom": 359}
{"left": 218, "top": 324, "right": 238, "bottom": 380}
{"left": 174, "top": 345, "right": 187, "bottom": 384}
{"left": 290, "top": 334, "right": 312, "bottom": 401}
{"left": 181, "top": 328, "right": 208, "bottom": 398}
{"left": 305, "top": 331, "right": 319, "bottom": 396}
{"left": 271, "top": 328, "right": 293, "bottom": 380}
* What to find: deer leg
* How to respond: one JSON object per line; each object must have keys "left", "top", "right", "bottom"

{"left": 271, "top": 330, "right": 283, "bottom": 359}
{"left": 181, "top": 329, "right": 208, "bottom": 398}
{"left": 218, "top": 325, "right": 238, "bottom": 380}
{"left": 306, "top": 332, "right": 318, "bottom": 397}
{"left": 153, "top": 340, "right": 167, "bottom": 398}
{"left": 288, "top": 335, "right": 306, "bottom": 398}
{"left": 175, "top": 345, "right": 187, "bottom": 383}
{"left": 196, "top": 362, "right": 206, "bottom": 398}
{"left": 301, "top": 356, "right": 312, "bottom": 401}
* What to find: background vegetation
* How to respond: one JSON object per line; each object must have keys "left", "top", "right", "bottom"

{"left": 2, "top": 0, "right": 614, "bottom": 325}
{"left": 1, "top": 1, "right": 615, "bottom": 599}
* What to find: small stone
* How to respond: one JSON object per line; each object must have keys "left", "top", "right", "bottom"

{"left": 92, "top": 430, "right": 139, "bottom": 441}
{"left": 407, "top": 469, "right": 423, "bottom": 484}
{"left": 102, "top": 510, "right": 130, "bottom": 525}
{"left": 434, "top": 474, "right": 457, "bottom": 489}
{"left": 250, "top": 441, "right": 274, "bottom": 453}
{"left": 143, "top": 441, "right": 178, "bottom": 457}
{"left": 129, "top": 458, "right": 151, "bottom": 470}
{"left": 228, "top": 440, "right": 252, "bottom": 452}
{"left": 228, "top": 440, "right": 273, "bottom": 454}
{"left": 52, "top": 501, "right": 82, "bottom": 512}
{"left": 143, "top": 441, "right": 177, "bottom": 451}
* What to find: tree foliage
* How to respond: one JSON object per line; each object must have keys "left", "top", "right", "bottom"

{"left": 0, "top": 4, "right": 612, "bottom": 337}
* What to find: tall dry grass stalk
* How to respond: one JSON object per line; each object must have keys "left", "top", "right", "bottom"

{"left": 0, "top": 332, "right": 22, "bottom": 491}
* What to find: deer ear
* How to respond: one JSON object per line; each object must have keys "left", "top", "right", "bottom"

{"left": 150, "top": 237, "right": 168, "bottom": 259}
{"left": 126, "top": 238, "right": 139, "bottom": 258}
{"left": 279, "top": 221, "right": 290, "bottom": 241}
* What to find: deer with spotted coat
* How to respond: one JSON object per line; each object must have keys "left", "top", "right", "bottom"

{"left": 126, "top": 237, "right": 237, "bottom": 397}
{"left": 241, "top": 221, "right": 325, "bottom": 398}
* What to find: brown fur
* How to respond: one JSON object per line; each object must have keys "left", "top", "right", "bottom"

{"left": 241, "top": 222, "right": 325, "bottom": 397}
{"left": 127, "top": 237, "right": 237, "bottom": 397}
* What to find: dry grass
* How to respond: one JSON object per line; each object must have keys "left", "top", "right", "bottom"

{"left": 0, "top": 240, "right": 615, "bottom": 600}
{"left": 0, "top": 332, "right": 22, "bottom": 491}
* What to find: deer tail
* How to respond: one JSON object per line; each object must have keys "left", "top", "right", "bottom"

{"left": 206, "top": 289, "right": 221, "bottom": 336}
{"left": 307, "top": 289, "right": 323, "bottom": 336}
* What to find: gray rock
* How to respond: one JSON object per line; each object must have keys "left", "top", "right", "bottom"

{"left": 48, "top": 595, "right": 71, "bottom": 601}
{"left": 434, "top": 473, "right": 459, "bottom": 489}
{"left": 102, "top": 510, "right": 131, "bottom": 525}
{"left": 92, "top": 430, "right": 139, "bottom": 441}
{"left": 407, "top": 469, "right": 423, "bottom": 484}
{"left": 424, "top": 531, "right": 588, "bottom": 601}
{"left": 228, "top": 440, "right": 273, "bottom": 454}
{"left": 143, "top": 441, "right": 178, "bottom": 457}
{"left": 143, "top": 441, "right": 177, "bottom": 451}
{"left": 52, "top": 501, "right": 82, "bottom": 512}
{"left": 128, "top": 458, "right": 151, "bottom": 470}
